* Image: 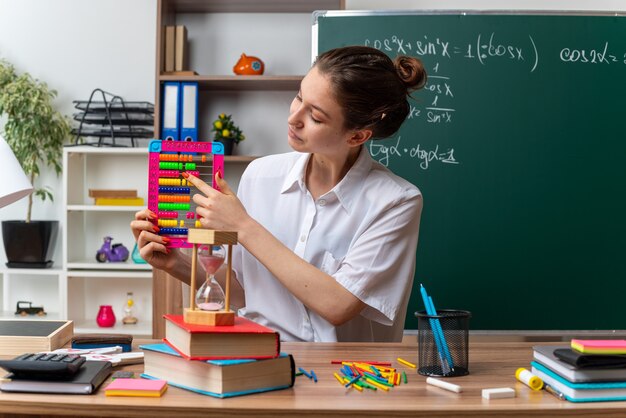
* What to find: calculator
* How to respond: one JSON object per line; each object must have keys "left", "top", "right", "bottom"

{"left": 0, "top": 353, "right": 86, "bottom": 378}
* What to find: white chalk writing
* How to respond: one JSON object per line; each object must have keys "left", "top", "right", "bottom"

{"left": 368, "top": 136, "right": 460, "bottom": 170}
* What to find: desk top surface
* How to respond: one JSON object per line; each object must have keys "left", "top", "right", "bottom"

{"left": 1, "top": 340, "right": 625, "bottom": 417}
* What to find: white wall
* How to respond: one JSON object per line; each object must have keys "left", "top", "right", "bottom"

{"left": 0, "top": 0, "right": 156, "bottom": 264}
{"left": 0, "top": 0, "right": 623, "bottom": 267}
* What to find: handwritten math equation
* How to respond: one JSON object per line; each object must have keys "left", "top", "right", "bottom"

{"left": 368, "top": 136, "right": 459, "bottom": 170}
{"left": 364, "top": 33, "right": 626, "bottom": 129}
{"left": 365, "top": 33, "right": 626, "bottom": 70}
{"left": 364, "top": 33, "right": 539, "bottom": 72}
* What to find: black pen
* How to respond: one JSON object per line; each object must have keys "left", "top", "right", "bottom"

{"left": 544, "top": 384, "right": 566, "bottom": 401}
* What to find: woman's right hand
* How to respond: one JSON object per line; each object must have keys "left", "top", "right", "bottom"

{"left": 130, "top": 209, "right": 177, "bottom": 272}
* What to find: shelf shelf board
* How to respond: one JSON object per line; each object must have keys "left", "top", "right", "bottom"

{"left": 74, "top": 319, "right": 152, "bottom": 337}
{"left": 67, "top": 205, "right": 145, "bottom": 212}
{"left": 66, "top": 262, "right": 152, "bottom": 273}
{"left": 158, "top": 75, "right": 302, "bottom": 91}
{"left": 0, "top": 268, "right": 63, "bottom": 275}
{"left": 226, "top": 155, "right": 259, "bottom": 163}
{"left": 65, "top": 146, "right": 149, "bottom": 155}
{"left": 0, "top": 311, "right": 63, "bottom": 320}
{"left": 168, "top": 0, "right": 344, "bottom": 14}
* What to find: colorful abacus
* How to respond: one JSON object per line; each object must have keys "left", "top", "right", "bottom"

{"left": 147, "top": 139, "right": 224, "bottom": 248}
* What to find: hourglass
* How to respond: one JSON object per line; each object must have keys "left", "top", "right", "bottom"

{"left": 196, "top": 244, "right": 226, "bottom": 311}
{"left": 184, "top": 228, "right": 238, "bottom": 326}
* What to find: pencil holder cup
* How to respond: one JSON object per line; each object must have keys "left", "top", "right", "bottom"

{"left": 415, "top": 309, "right": 471, "bottom": 377}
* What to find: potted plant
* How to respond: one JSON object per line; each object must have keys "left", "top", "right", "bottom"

{"left": 211, "top": 113, "right": 245, "bottom": 155}
{"left": 0, "top": 59, "right": 71, "bottom": 268}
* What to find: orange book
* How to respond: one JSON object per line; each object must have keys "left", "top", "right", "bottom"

{"left": 163, "top": 314, "right": 280, "bottom": 360}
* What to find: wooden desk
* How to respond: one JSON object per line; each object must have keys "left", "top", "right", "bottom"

{"left": 1, "top": 341, "right": 626, "bottom": 417}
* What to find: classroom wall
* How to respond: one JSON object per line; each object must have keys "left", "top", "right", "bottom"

{"left": 0, "top": 0, "right": 156, "bottom": 263}
{"left": 0, "top": 0, "right": 623, "bottom": 266}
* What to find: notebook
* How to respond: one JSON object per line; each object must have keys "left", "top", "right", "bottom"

{"left": 531, "top": 361, "right": 626, "bottom": 402}
{"left": 0, "top": 361, "right": 112, "bottom": 394}
{"left": 533, "top": 345, "right": 626, "bottom": 383}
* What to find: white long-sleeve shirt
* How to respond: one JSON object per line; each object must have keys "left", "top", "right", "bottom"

{"left": 233, "top": 148, "right": 423, "bottom": 342}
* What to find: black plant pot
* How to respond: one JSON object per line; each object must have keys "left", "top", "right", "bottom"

{"left": 214, "top": 138, "right": 235, "bottom": 155}
{"left": 2, "top": 220, "right": 59, "bottom": 268}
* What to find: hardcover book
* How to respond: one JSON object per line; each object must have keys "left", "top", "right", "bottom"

{"left": 532, "top": 362, "right": 626, "bottom": 402}
{"left": 163, "top": 314, "right": 280, "bottom": 360}
{"left": 0, "top": 319, "right": 73, "bottom": 355}
{"left": 534, "top": 345, "right": 626, "bottom": 383}
{"left": 140, "top": 343, "right": 294, "bottom": 398}
{"left": 0, "top": 361, "right": 111, "bottom": 395}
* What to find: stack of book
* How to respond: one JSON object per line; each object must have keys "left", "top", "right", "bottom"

{"left": 531, "top": 340, "right": 626, "bottom": 402}
{"left": 89, "top": 189, "right": 144, "bottom": 206}
{"left": 140, "top": 314, "right": 294, "bottom": 398}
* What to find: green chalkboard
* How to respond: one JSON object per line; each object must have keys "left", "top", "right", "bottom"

{"left": 315, "top": 12, "right": 626, "bottom": 330}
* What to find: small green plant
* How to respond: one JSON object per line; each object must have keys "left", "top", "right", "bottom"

{"left": 0, "top": 59, "right": 71, "bottom": 222}
{"left": 211, "top": 113, "right": 245, "bottom": 144}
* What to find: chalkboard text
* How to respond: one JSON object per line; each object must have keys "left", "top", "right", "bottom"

{"left": 365, "top": 32, "right": 539, "bottom": 72}
{"left": 559, "top": 42, "right": 621, "bottom": 64}
{"left": 368, "top": 136, "right": 459, "bottom": 169}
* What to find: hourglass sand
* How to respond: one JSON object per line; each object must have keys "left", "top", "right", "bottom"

{"left": 184, "top": 229, "right": 238, "bottom": 326}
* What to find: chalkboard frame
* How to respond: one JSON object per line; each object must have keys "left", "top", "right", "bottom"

{"left": 313, "top": 10, "right": 626, "bottom": 332}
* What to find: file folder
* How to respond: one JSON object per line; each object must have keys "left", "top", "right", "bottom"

{"left": 179, "top": 82, "right": 198, "bottom": 142}
{"left": 161, "top": 82, "right": 180, "bottom": 141}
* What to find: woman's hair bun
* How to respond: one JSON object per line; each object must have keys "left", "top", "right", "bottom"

{"left": 394, "top": 56, "right": 427, "bottom": 92}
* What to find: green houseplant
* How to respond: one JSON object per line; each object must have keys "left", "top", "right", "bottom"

{"left": 0, "top": 59, "right": 71, "bottom": 267}
{"left": 211, "top": 113, "right": 245, "bottom": 155}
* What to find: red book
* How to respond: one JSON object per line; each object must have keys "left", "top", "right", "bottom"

{"left": 163, "top": 315, "right": 280, "bottom": 360}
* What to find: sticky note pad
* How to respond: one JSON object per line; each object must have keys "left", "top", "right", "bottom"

{"left": 482, "top": 387, "right": 515, "bottom": 399}
{"left": 571, "top": 339, "right": 626, "bottom": 355}
{"left": 105, "top": 378, "right": 167, "bottom": 397}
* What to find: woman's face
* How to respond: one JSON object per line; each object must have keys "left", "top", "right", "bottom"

{"left": 287, "top": 66, "right": 352, "bottom": 156}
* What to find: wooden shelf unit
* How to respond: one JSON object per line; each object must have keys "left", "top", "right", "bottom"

{"left": 62, "top": 146, "right": 154, "bottom": 337}
{"left": 152, "top": 0, "right": 344, "bottom": 338}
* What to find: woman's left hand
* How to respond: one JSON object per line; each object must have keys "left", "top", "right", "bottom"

{"left": 184, "top": 172, "right": 249, "bottom": 231}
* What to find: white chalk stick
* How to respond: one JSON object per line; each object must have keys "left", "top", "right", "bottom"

{"left": 482, "top": 387, "right": 516, "bottom": 399}
{"left": 426, "top": 377, "right": 463, "bottom": 393}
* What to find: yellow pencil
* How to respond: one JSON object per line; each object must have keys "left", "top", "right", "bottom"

{"left": 397, "top": 357, "right": 417, "bottom": 368}
{"left": 333, "top": 373, "right": 345, "bottom": 385}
